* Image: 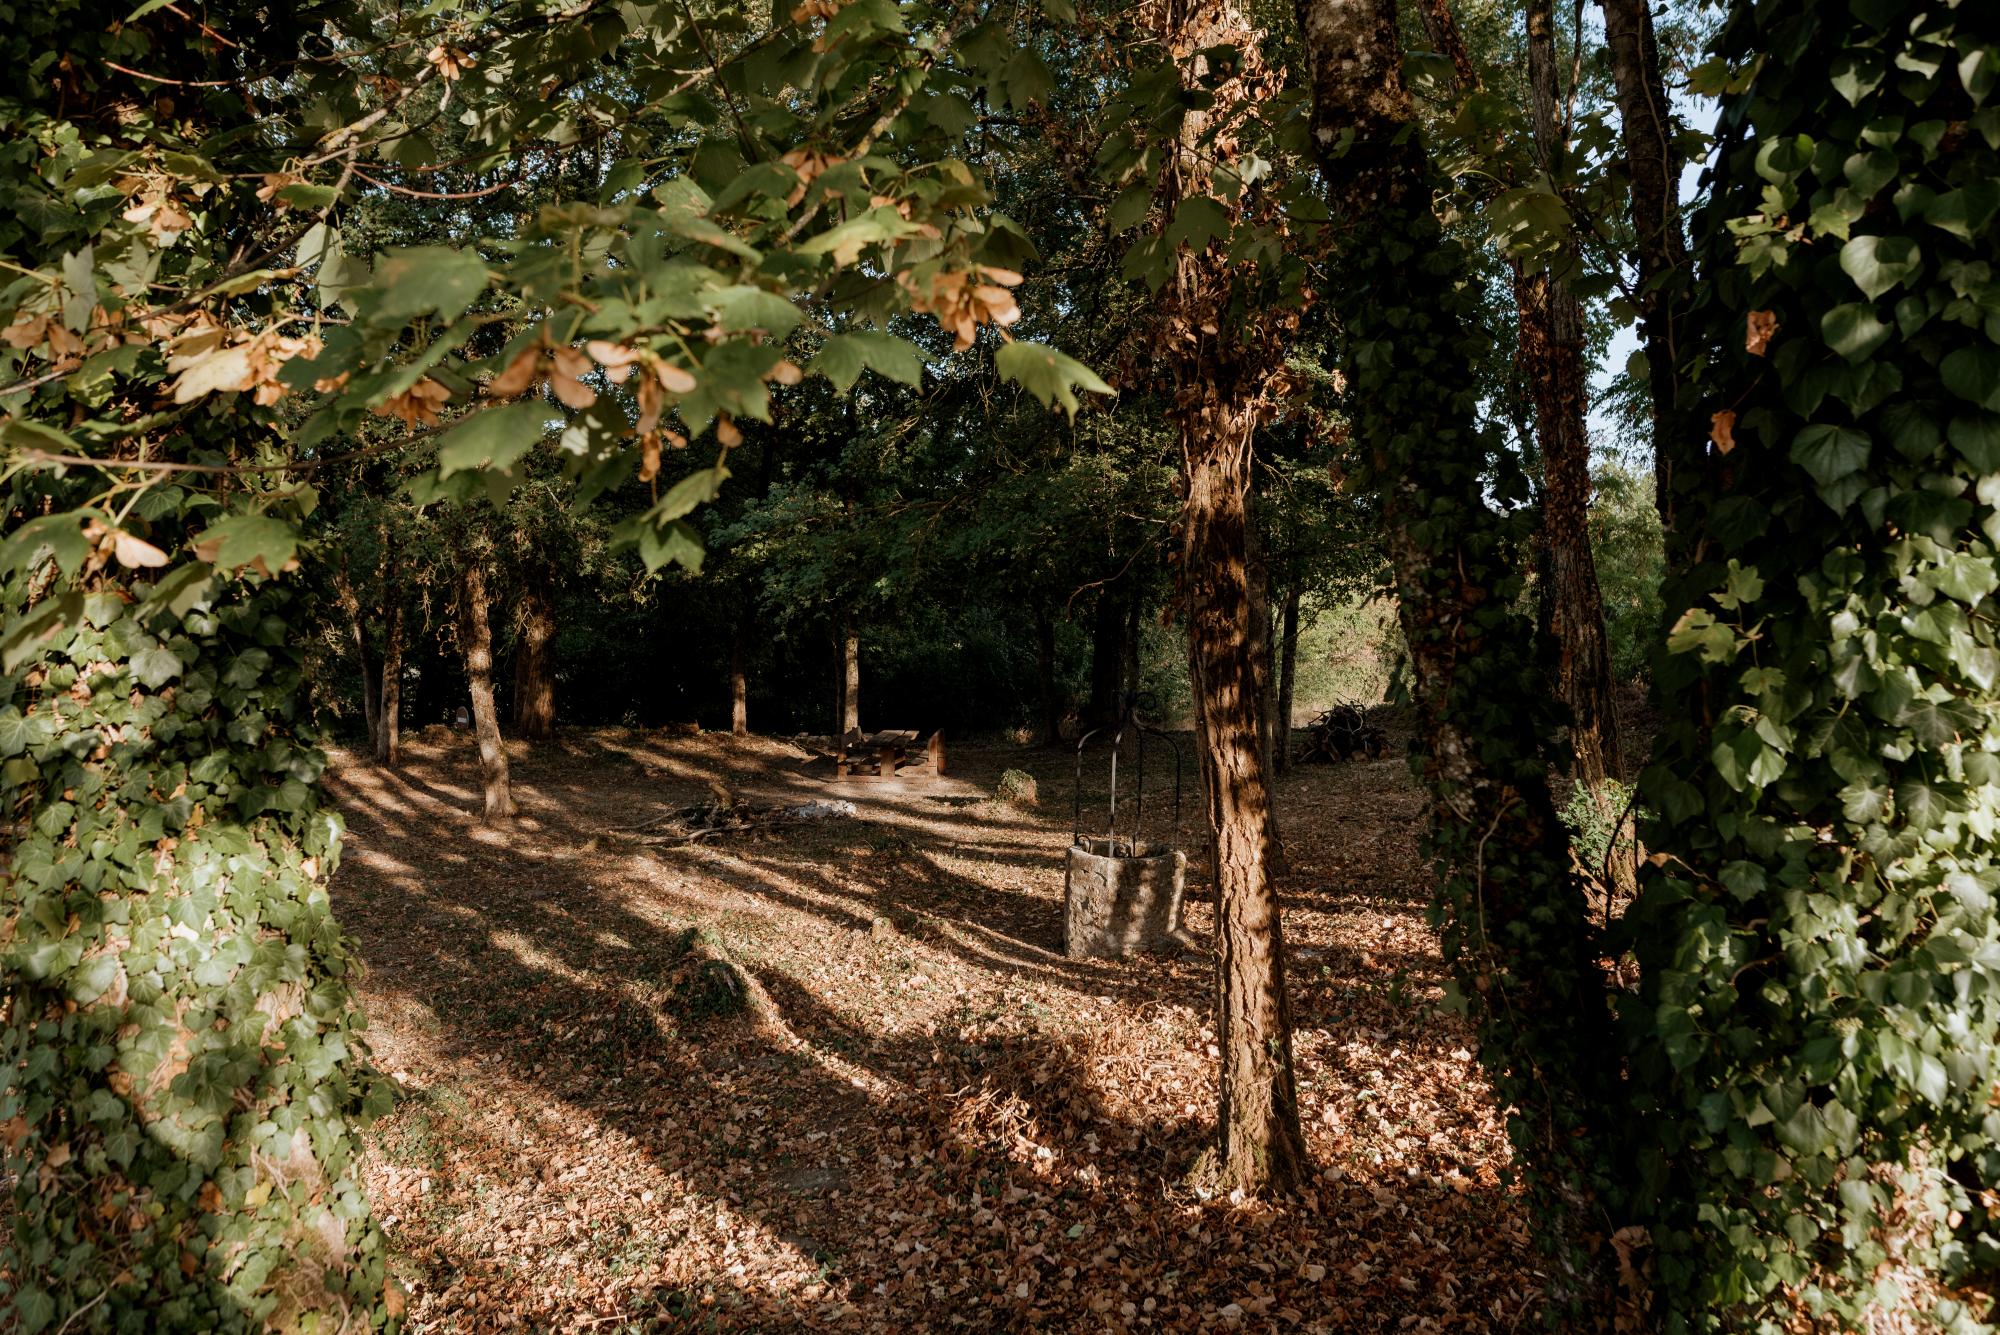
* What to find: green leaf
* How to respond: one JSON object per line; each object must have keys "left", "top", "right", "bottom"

{"left": 1922, "top": 182, "right": 2000, "bottom": 241}
{"left": 1166, "top": 197, "right": 1229, "bottom": 253}
{"left": 367, "top": 246, "right": 488, "bottom": 325}
{"left": 708, "top": 286, "right": 803, "bottom": 336}
{"left": 1949, "top": 412, "right": 2000, "bottom": 470}
{"left": 655, "top": 463, "right": 730, "bottom": 523}
{"left": 436, "top": 405, "right": 547, "bottom": 478}
{"left": 996, "top": 342, "right": 1115, "bottom": 420}
{"left": 1821, "top": 304, "right": 1892, "bottom": 362}
{"left": 1838, "top": 235, "right": 1921, "bottom": 300}
{"left": 1107, "top": 182, "right": 1154, "bottom": 233}
{"left": 1942, "top": 346, "right": 2000, "bottom": 410}
{"left": 130, "top": 641, "right": 183, "bottom": 689}
{"left": 0, "top": 512, "right": 92, "bottom": 576}
{"left": 1791, "top": 425, "right": 1871, "bottom": 484}
{"left": 199, "top": 514, "right": 297, "bottom": 577}
{"left": 809, "top": 332, "right": 926, "bottom": 393}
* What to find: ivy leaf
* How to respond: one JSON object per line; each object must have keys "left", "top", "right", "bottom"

{"left": 808, "top": 332, "right": 925, "bottom": 392}
{"left": 1791, "top": 424, "right": 1871, "bottom": 484}
{"left": 1838, "top": 235, "right": 1922, "bottom": 300}
{"left": 130, "top": 640, "right": 183, "bottom": 689}
{"left": 436, "top": 405, "right": 547, "bottom": 478}
{"left": 1948, "top": 413, "right": 2000, "bottom": 469}
{"left": 1822, "top": 304, "right": 1893, "bottom": 362}
{"left": 1877, "top": 401, "right": 1940, "bottom": 459}
{"left": 996, "top": 342, "right": 1115, "bottom": 419}
{"left": 1942, "top": 346, "right": 2000, "bottom": 410}
{"left": 1921, "top": 182, "right": 2000, "bottom": 241}
{"left": 1896, "top": 777, "right": 1951, "bottom": 830}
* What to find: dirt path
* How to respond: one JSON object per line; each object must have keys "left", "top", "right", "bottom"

{"left": 327, "top": 729, "right": 1542, "bottom": 1333}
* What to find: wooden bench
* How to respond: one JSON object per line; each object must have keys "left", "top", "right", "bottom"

{"left": 835, "top": 729, "right": 945, "bottom": 780}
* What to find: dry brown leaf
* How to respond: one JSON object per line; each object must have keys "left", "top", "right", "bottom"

{"left": 1710, "top": 409, "right": 1737, "bottom": 454}
{"left": 112, "top": 532, "right": 169, "bottom": 569}
{"left": 1745, "top": 310, "right": 1777, "bottom": 356}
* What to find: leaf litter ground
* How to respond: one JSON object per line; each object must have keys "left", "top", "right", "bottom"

{"left": 328, "top": 730, "right": 1548, "bottom": 1332}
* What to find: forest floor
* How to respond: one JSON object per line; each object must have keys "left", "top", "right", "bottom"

{"left": 327, "top": 728, "right": 1550, "bottom": 1334}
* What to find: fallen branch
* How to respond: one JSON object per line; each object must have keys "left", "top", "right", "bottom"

{"left": 615, "top": 797, "right": 856, "bottom": 845}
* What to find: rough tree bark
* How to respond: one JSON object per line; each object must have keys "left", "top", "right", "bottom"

{"left": 1599, "top": 0, "right": 1690, "bottom": 527}
{"left": 376, "top": 573, "right": 403, "bottom": 767}
{"left": 839, "top": 622, "right": 860, "bottom": 735}
{"left": 331, "top": 552, "right": 382, "bottom": 753}
{"left": 512, "top": 571, "right": 557, "bottom": 742}
{"left": 1150, "top": 0, "right": 1308, "bottom": 1195}
{"left": 459, "top": 558, "right": 516, "bottom": 825}
{"left": 1275, "top": 586, "right": 1300, "bottom": 776}
{"left": 1035, "top": 605, "right": 1063, "bottom": 745}
{"left": 1516, "top": 0, "right": 1624, "bottom": 791}
{"left": 730, "top": 618, "right": 749, "bottom": 736}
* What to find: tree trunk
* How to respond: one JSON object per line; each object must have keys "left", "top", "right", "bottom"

{"left": 1085, "top": 583, "right": 1126, "bottom": 730}
{"left": 1123, "top": 586, "right": 1142, "bottom": 700}
{"left": 331, "top": 553, "right": 381, "bottom": 752}
{"left": 1151, "top": 0, "right": 1308, "bottom": 1197}
{"left": 1035, "top": 605, "right": 1063, "bottom": 745}
{"left": 1275, "top": 587, "right": 1300, "bottom": 776}
{"left": 840, "top": 622, "right": 860, "bottom": 735}
{"left": 376, "top": 582, "right": 403, "bottom": 767}
{"left": 729, "top": 618, "right": 749, "bottom": 736}
{"left": 1599, "top": 0, "right": 1690, "bottom": 527}
{"left": 1183, "top": 417, "right": 1308, "bottom": 1195}
{"left": 512, "top": 573, "right": 556, "bottom": 742}
{"left": 1296, "top": 0, "right": 1614, "bottom": 1231}
{"left": 1245, "top": 508, "right": 1285, "bottom": 871}
{"left": 459, "top": 559, "right": 516, "bottom": 825}
{"left": 1516, "top": 0, "right": 1623, "bottom": 793}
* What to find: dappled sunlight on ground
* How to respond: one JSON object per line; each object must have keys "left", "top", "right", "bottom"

{"left": 328, "top": 728, "right": 1552, "bottom": 1332}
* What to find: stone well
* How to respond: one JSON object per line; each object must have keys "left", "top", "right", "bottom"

{"left": 1062, "top": 837, "right": 1188, "bottom": 960}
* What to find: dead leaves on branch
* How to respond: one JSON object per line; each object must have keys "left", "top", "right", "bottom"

{"left": 900, "top": 264, "right": 1022, "bottom": 351}
{"left": 165, "top": 323, "right": 325, "bottom": 406}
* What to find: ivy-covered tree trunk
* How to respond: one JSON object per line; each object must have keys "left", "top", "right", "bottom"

{"left": 512, "top": 572, "right": 556, "bottom": 742}
{"left": 0, "top": 555, "right": 395, "bottom": 1332}
{"left": 1296, "top": 0, "right": 1616, "bottom": 1269}
{"left": 1598, "top": 0, "right": 1691, "bottom": 526}
{"left": 1630, "top": 3, "right": 2000, "bottom": 1323}
{"left": 459, "top": 559, "right": 516, "bottom": 825}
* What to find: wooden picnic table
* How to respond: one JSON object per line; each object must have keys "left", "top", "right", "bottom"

{"left": 835, "top": 728, "right": 945, "bottom": 779}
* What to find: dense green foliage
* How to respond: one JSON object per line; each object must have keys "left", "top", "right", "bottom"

{"left": 0, "top": 556, "right": 390, "bottom": 1331}
{"left": 1631, "top": 0, "right": 2000, "bottom": 1326}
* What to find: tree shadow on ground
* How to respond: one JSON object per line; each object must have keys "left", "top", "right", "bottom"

{"left": 324, "top": 734, "right": 1568, "bottom": 1331}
